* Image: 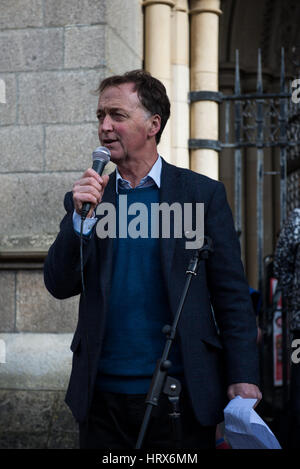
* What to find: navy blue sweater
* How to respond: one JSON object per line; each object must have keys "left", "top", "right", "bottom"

{"left": 97, "top": 186, "right": 183, "bottom": 393}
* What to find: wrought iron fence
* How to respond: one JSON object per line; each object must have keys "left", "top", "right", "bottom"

{"left": 189, "top": 47, "right": 300, "bottom": 293}
{"left": 189, "top": 48, "right": 300, "bottom": 411}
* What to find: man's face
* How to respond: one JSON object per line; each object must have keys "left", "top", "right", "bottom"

{"left": 97, "top": 82, "right": 153, "bottom": 163}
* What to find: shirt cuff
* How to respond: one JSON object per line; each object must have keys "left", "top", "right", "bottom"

{"left": 73, "top": 210, "right": 97, "bottom": 236}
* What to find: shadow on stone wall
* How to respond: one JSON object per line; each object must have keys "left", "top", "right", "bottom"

{"left": 0, "top": 390, "right": 78, "bottom": 449}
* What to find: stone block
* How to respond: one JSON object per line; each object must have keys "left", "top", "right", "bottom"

{"left": 0, "top": 272, "right": 15, "bottom": 332}
{"left": 64, "top": 25, "right": 106, "bottom": 69}
{"left": 18, "top": 70, "right": 104, "bottom": 125}
{"left": 106, "top": 0, "right": 143, "bottom": 59}
{"left": 0, "top": 74, "right": 17, "bottom": 125}
{"left": 0, "top": 389, "right": 56, "bottom": 433}
{"left": 172, "top": 64, "right": 190, "bottom": 102}
{"left": 0, "top": 0, "right": 43, "bottom": 29}
{"left": 0, "top": 29, "right": 63, "bottom": 73}
{"left": 0, "top": 126, "right": 44, "bottom": 172}
{"left": 0, "top": 389, "right": 78, "bottom": 448}
{"left": 171, "top": 101, "right": 189, "bottom": 148}
{"left": 51, "top": 392, "right": 78, "bottom": 433}
{"left": 0, "top": 431, "right": 48, "bottom": 449}
{"left": 49, "top": 393, "right": 79, "bottom": 448}
{"left": 45, "top": 124, "right": 99, "bottom": 171}
{"left": 48, "top": 431, "right": 79, "bottom": 449}
{"left": 16, "top": 271, "right": 78, "bottom": 332}
{"left": 0, "top": 333, "right": 73, "bottom": 389}
{"left": 44, "top": 0, "right": 106, "bottom": 27}
{"left": 0, "top": 173, "right": 81, "bottom": 237}
{"left": 103, "top": 161, "right": 116, "bottom": 177}
{"left": 170, "top": 147, "right": 189, "bottom": 169}
{"left": 106, "top": 27, "right": 142, "bottom": 75}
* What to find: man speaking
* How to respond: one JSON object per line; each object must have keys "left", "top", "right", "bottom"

{"left": 44, "top": 70, "right": 261, "bottom": 449}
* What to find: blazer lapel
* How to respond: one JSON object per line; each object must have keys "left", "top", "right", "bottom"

{"left": 159, "top": 159, "right": 180, "bottom": 293}
{"left": 96, "top": 170, "right": 116, "bottom": 307}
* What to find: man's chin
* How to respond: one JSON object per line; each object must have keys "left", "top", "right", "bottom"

{"left": 107, "top": 151, "right": 124, "bottom": 165}
{"left": 100, "top": 142, "right": 121, "bottom": 158}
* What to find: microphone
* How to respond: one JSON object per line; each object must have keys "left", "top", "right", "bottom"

{"left": 81, "top": 146, "right": 111, "bottom": 220}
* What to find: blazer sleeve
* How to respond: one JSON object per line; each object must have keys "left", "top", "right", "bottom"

{"left": 43, "top": 191, "right": 95, "bottom": 300}
{"left": 204, "top": 181, "right": 260, "bottom": 386}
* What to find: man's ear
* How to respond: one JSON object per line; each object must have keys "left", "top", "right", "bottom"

{"left": 148, "top": 114, "right": 161, "bottom": 139}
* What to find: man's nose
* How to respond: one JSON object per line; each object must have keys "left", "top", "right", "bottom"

{"left": 100, "top": 114, "right": 113, "bottom": 131}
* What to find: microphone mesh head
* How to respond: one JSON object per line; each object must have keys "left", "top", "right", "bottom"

{"left": 92, "top": 146, "right": 111, "bottom": 162}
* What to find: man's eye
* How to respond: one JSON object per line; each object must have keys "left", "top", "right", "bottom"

{"left": 97, "top": 112, "right": 126, "bottom": 121}
{"left": 112, "top": 112, "right": 126, "bottom": 120}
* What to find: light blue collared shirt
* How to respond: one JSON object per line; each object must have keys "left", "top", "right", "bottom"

{"left": 115, "top": 155, "right": 161, "bottom": 192}
{"left": 73, "top": 155, "right": 162, "bottom": 235}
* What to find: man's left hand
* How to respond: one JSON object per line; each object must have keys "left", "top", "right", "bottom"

{"left": 227, "top": 383, "right": 262, "bottom": 407}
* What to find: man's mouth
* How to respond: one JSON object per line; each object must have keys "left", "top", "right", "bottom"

{"left": 102, "top": 138, "right": 118, "bottom": 145}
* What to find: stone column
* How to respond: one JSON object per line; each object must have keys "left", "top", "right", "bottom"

{"left": 190, "top": 0, "right": 222, "bottom": 179}
{"left": 143, "top": 0, "right": 175, "bottom": 162}
{"left": 171, "top": 0, "right": 190, "bottom": 168}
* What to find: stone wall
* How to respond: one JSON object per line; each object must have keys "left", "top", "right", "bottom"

{"left": 0, "top": 0, "right": 143, "bottom": 448}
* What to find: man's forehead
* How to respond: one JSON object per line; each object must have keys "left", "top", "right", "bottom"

{"left": 98, "top": 82, "right": 139, "bottom": 107}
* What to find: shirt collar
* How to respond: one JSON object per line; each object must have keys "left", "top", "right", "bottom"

{"left": 115, "top": 155, "right": 162, "bottom": 193}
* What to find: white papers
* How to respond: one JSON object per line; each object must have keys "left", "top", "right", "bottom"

{"left": 224, "top": 396, "right": 281, "bottom": 449}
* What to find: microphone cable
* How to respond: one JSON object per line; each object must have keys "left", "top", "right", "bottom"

{"left": 79, "top": 215, "right": 91, "bottom": 436}
{"left": 80, "top": 217, "right": 86, "bottom": 295}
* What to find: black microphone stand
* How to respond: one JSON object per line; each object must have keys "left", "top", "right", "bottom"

{"left": 135, "top": 236, "right": 214, "bottom": 449}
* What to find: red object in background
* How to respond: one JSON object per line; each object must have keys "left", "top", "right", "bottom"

{"left": 269, "top": 277, "right": 282, "bottom": 309}
{"left": 270, "top": 278, "right": 283, "bottom": 386}
{"left": 273, "top": 311, "right": 282, "bottom": 386}
{"left": 216, "top": 438, "right": 231, "bottom": 449}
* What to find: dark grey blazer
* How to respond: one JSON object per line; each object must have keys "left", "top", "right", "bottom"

{"left": 44, "top": 158, "right": 259, "bottom": 425}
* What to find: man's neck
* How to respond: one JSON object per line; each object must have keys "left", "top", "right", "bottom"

{"left": 117, "top": 153, "right": 158, "bottom": 188}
